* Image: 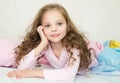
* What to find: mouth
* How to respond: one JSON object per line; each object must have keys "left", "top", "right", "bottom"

{"left": 51, "top": 34, "right": 60, "bottom": 38}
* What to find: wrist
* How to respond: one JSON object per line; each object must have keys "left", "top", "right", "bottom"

{"left": 32, "top": 69, "right": 44, "bottom": 78}
{"left": 34, "top": 43, "right": 47, "bottom": 57}
{"left": 41, "top": 41, "right": 48, "bottom": 47}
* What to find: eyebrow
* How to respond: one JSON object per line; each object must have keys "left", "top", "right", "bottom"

{"left": 56, "top": 19, "right": 66, "bottom": 22}
{"left": 42, "top": 18, "right": 66, "bottom": 24}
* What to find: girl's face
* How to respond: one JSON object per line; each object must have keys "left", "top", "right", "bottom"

{"left": 42, "top": 10, "right": 67, "bottom": 44}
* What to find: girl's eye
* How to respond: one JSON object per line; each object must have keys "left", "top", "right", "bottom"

{"left": 57, "top": 22, "right": 63, "bottom": 26}
{"left": 45, "top": 25, "right": 50, "bottom": 28}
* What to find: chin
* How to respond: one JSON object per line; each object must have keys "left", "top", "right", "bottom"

{"left": 49, "top": 39, "right": 62, "bottom": 44}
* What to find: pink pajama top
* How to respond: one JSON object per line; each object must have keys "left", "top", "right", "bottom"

{"left": 18, "top": 45, "right": 80, "bottom": 81}
{"left": 17, "top": 42, "right": 101, "bottom": 81}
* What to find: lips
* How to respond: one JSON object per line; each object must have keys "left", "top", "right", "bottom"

{"left": 51, "top": 34, "right": 60, "bottom": 37}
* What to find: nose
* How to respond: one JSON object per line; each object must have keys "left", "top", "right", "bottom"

{"left": 51, "top": 25, "right": 57, "bottom": 32}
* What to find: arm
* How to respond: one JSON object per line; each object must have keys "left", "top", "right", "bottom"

{"left": 17, "top": 43, "right": 46, "bottom": 70}
{"left": 18, "top": 26, "right": 48, "bottom": 70}
{"left": 7, "top": 49, "right": 80, "bottom": 81}
{"left": 7, "top": 55, "right": 79, "bottom": 81}
{"left": 17, "top": 49, "right": 37, "bottom": 70}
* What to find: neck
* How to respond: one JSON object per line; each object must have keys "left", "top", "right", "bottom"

{"left": 50, "top": 42, "right": 63, "bottom": 50}
{"left": 50, "top": 42, "right": 63, "bottom": 59}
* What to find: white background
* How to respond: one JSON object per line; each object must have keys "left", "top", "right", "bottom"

{"left": 0, "top": 0, "right": 120, "bottom": 42}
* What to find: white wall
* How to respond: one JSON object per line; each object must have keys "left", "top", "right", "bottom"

{"left": 0, "top": 0, "right": 120, "bottom": 42}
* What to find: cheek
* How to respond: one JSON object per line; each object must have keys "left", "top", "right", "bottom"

{"left": 61, "top": 27, "right": 67, "bottom": 34}
{"left": 43, "top": 29, "right": 49, "bottom": 37}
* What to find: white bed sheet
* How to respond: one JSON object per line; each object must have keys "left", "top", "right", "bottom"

{"left": 0, "top": 66, "right": 120, "bottom": 83}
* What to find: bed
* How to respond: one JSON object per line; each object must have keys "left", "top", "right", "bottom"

{"left": 0, "top": 65, "right": 120, "bottom": 83}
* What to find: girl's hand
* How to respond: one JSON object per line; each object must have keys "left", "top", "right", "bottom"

{"left": 35, "top": 26, "right": 49, "bottom": 57}
{"left": 37, "top": 26, "right": 49, "bottom": 45}
{"left": 7, "top": 70, "right": 34, "bottom": 79}
{"left": 7, "top": 69, "right": 43, "bottom": 79}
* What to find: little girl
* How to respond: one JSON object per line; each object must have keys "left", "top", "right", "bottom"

{"left": 0, "top": 3, "right": 102, "bottom": 81}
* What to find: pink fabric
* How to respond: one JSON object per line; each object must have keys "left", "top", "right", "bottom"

{"left": 44, "top": 45, "right": 69, "bottom": 69}
{"left": 37, "top": 55, "right": 50, "bottom": 65}
{"left": 87, "top": 41, "right": 104, "bottom": 57}
{"left": 0, "top": 39, "right": 19, "bottom": 67}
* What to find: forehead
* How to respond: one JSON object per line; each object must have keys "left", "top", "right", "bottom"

{"left": 42, "top": 9, "right": 65, "bottom": 21}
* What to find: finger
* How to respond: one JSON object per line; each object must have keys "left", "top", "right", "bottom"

{"left": 16, "top": 74, "right": 30, "bottom": 79}
{"left": 38, "top": 26, "right": 44, "bottom": 29}
{"left": 37, "top": 26, "right": 44, "bottom": 33}
{"left": 7, "top": 70, "right": 19, "bottom": 77}
{"left": 7, "top": 71, "right": 15, "bottom": 77}
{"left": 37, "top": 26, "right": 46, "bottom": 39}
{"left": 15, "top": 74, "right": 28, "bottom": 79}
{"left": 16, "top": 75, "right": 23, "bottom": 79}
{"left": 7, "top": 73, "right": 17, "bottom": 77}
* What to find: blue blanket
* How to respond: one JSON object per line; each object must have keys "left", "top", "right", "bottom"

{"left": 90, "top": 41, "right": 120, "bottom": 75}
